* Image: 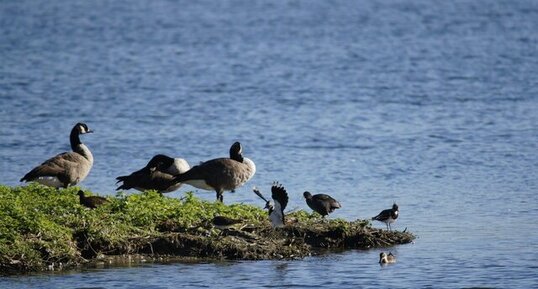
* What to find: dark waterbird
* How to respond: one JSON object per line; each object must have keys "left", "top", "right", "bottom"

{"left": 20, "top": 123, "right": 94, "bottom": 188}
{"left": 303, "top": 191, "right": 341, "bottom": 218}
{"left": 211, "top": 216, "right": 243, "bottom": 230}
{"left": 253, "top": 182, "right": 289, "bottom": 228}
{"left": 77, "top": 190, "right": 108, "bottom": 209}
{"left": 372, "top": 203, "right": 399, "bottom": 231}
{"left": 115, "top": 154, "right": 190, "bottom": 193}
{"left": 172, "top": 142, "right": 256, "bottom": 202}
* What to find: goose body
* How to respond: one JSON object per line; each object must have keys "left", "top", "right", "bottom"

{"left": 303, "top": 191, "right": 341, "bottom": 218}
{"left": 116, "top": 154, "right": 190, "bottom": 193}
{"left": 78, "top": 190, "right": 108, "bottom": 209}
{"left": 372, "top": 203, "right": 399, "bottom": 231}
{"left": 20, "top": 123, "right": 94, "bottom": 188}
{"left": 253, "top": 182, "right": 289, "bottom": 228}
{"left": 173, "top": 142, "right": 256, "bottom": 202}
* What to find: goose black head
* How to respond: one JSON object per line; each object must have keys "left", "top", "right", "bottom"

{"left": 392, "top": 203, "right": 399, "bottom": 211}
{"left": 77, "top": 190, "right": 85, "bottom": 197}
{"left": 303, "top": 191, "right": 313, "bottom": 199}
{"left": 229, "top": 142, "right": 244, "bottom": 162}
{"left": 75, "top": 122, "right": 93, "bottom": 134}
{"left": 379, "top": 252, "right": 388, "bottom": 264}
{"left": 147, "top": 154, "right": 175, "bottom": 171}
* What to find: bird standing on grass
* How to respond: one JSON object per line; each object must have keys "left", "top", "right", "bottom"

{"left": 253, "top": 182, "right": 289, "bottom": 228}
{"left": 20, "top": 123, "right": 94, "bottom": 189}
{"left": 172, "top": 142, "right": 256, "bottom": 202}
{"left": 372, "top": 203, "right": 399, "bottom": 231}
{"left": 115, "top": 154, "right": 190, "bottom": 193}
{"left": 211, "top": 216, "right": 243, "bottom": 230}
{"left": 303, "top": 191, "right": 341, "bottom": 218}
{"left": 78, "top": 190, "right": 108, "bottom": 209}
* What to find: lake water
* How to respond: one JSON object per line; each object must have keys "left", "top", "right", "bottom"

{"left": 1, "top": 0, "right": 537, "bottom": 287}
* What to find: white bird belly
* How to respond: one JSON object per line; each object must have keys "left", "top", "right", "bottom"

{"left": 35, "top": 176, "right": 64, "bottom": 188}
{"left": 269, "top": 211, "right": 284, "bottom": 228}
{"left": 185, "top": 179, "right": 214, "bottom": 191}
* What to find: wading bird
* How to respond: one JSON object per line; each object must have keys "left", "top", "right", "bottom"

{"left": 372, "top": 203, "right": 399, "bottom": 231}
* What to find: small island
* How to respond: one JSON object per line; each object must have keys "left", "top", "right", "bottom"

{"left": 0, "top": 184, "right": 415, "bottom": 274}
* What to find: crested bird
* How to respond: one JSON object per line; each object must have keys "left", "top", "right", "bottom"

{"left": 172, "top": 142, "right": 256, "bottom": 202}
{"left": 78, "top": 190, "right": 108, "bottom": 209}
{"left": 303, "top": 191, "right": 341, "bottom": 218}
{"left": 253, "top": 182, "right": 289, "bottom": 228}
{"left": 372, "top": 203, "right": 399, "bottom": 231}
{"left": 115, "top": 154, "right": 190, "bottom": 193}
{"left": 20, "top": 122, "right": 94, "bottom": 188}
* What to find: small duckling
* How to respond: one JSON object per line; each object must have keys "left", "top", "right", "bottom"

{"left": 78, "top": 190, "right": 108, "bottom": 209}
{"left": 379, "top": 252, "right": 396, "bottom": 265}
{"left": 211, "top": 215, "right": 243, "bottom": 230}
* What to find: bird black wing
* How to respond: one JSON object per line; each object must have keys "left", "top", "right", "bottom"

{"left": 372, "top": 208, "right": 391, "bottom": 221}
{"left": 271, "top": 182, "right": 289, "bottom": 212}
{"left": 313, "top": 194, "right": 341, "bottom": 210}
{"left": 253, "top": 186, "right": 269, "bottom": 203}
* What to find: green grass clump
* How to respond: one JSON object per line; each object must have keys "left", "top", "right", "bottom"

{"left": 0, "top": 184, "right": 267, "bottom": 273}
{"left": 0, "top": 184, "right": 413, "bottom": 274}
{"left": 0, "top": 185, "right": 84, "bottom": 272}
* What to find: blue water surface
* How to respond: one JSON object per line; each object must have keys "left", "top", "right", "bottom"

{"left": 1, "top": 0, "right": 537, "bottom": 288}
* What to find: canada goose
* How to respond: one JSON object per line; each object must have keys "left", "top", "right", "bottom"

{"left": 78, "top": 190, "right": 108, "bottom": 209}
{"left": 372, "top": 203, "right": 399, "bottom": 231}
{"left": 303, "top": 191, "right": 341, "bottom": 218}
{"left": 253, "top": 182, "right": 289, "bottom": 228}
{"left": 172, "top": 142, "right": 256, "bottom": 202}
{"left": 211, "top": 216, "right": 243, "bottom": 230}
{"left": 379, "top": 252, "right": 396, "bottom": 264}
{"left": 20, "top": 122, "right": 94, "bottom": 188}
{"left": 115, "top": 154, "right": 190, "bottom": 193}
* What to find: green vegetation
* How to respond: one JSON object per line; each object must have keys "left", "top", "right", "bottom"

{"left": 0, "top": 184, "right": 415, "bottom": 274}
